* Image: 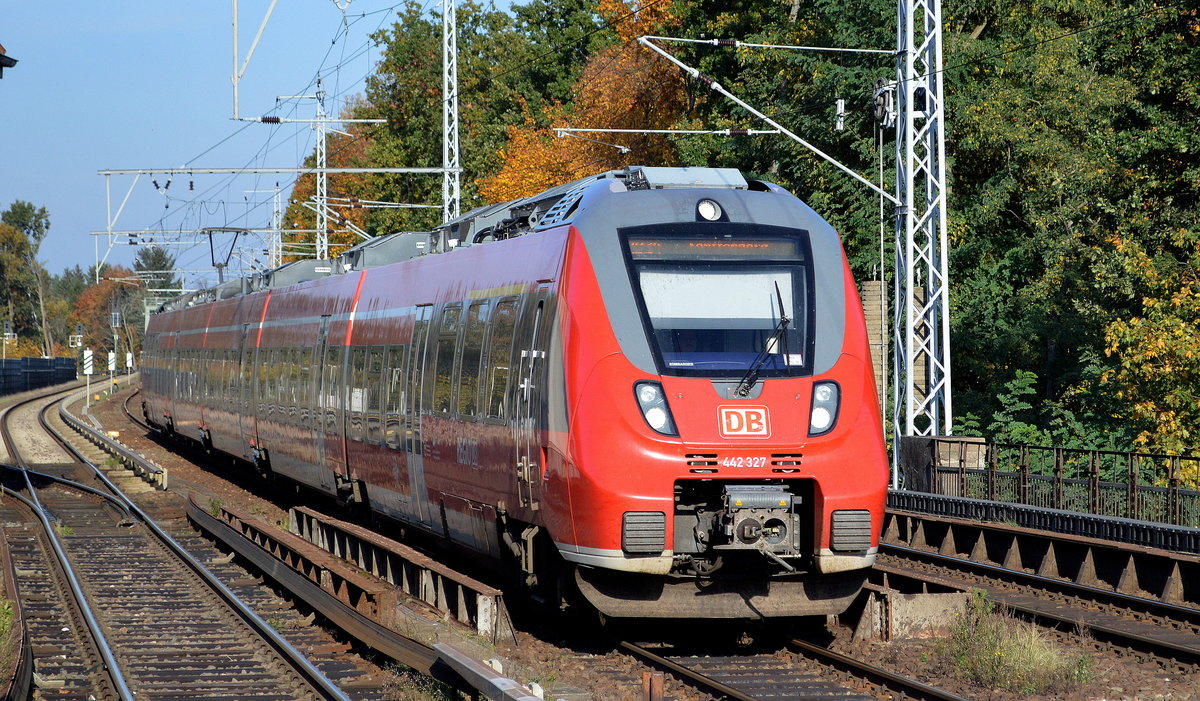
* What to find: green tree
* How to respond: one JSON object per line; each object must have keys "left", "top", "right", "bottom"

{"left": 134, "top": 246, "right": 180, "bottom": 295}
{"left": 1, "top": 200, "right": 50, "bottom": 252}
{"left": 0, "top": 223, "right": 38, "bottom": 342}
{"left": 1, "top": 201, "right": 53, "bottom": 354}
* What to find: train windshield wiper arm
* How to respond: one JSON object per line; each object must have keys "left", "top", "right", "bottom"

{"left": 734, "top": 283, "right": 790, "bottom": 398}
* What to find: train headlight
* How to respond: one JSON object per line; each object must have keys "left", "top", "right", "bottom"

{"left": 697, "top": 198, "right": 723, "bottom": 221}
{"left": 634, "top": 381, "right": 678, "bottom": 436}
{"left": 808, "top": 381, "right": 840, "bottom": 436}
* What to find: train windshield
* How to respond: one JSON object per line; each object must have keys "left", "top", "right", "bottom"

{"left": 621, "top": 224, "right": 814, "bottom": 378}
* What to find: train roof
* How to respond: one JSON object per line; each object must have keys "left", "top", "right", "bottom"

{"left": 154, "top": 165, "right": 762, "bottom": 314}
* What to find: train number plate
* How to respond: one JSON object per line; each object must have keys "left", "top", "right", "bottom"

{"left": 721, "top": 456, "right": 767, "bottom": 468}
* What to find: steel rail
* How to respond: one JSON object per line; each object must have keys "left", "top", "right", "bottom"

{"left": 881, "top": 544, "right": 1200, "bottom": 664}
{"left": 52, "top": 387, "right": 353, "bottom": 701}
{"left": 882, "top": 541, "right": 1200, "bottom": 624}
{"left": 116, "top": 388, "right": 529, "bottom": 698}
{"left": 621, "top": 636, "right": 971, "bottom": 701}
{"left": 784, "top": 636, "right": 972, "bottom": 701}
{"left": 618, "top": 641, "right": 757, "bottom": 701}
{"left": 0, "top": 386, "right": 134, "bottom": 700}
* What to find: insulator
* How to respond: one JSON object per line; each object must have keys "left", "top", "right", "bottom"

{"left": 189, "top": 180, "right": 194, "bottom": 191}
{"left": 261, "top": 116, "right": 281, "bottom": 124}
{"left": 728, "top": 129, "right": 749, "bottom": 136}
{"left": 152, "top": 179, "right": 160, "bottom": 190}
{"left": 716, "top": 39, "right": 738, "bottom": 47}
{"left": 696, "top": 73, "right": 717, "bottom": 88}
{"left": 163, "top": 179, "right": 171, "bottom": 190}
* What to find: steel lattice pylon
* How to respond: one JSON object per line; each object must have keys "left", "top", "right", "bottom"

{"left": 893, "top": 0, "right": 953, "bottom": 476}
{"left": 315, "top": 80, "right": 329, "bottom": 260}
{"left": 442, "top": 0, "right": 460, "bottom": 222}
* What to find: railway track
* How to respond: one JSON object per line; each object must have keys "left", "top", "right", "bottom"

{"left": 116, "top": 388, "right": 981, "bottom": 700}
{"left": 619, "top": 638, "right": 971, "bottom": 701}
{"left": 105, "top": 383, "right": 1200, "bottom": 699}
{"left": 878, "top": 510, "right": 1200, "bottom": 671}
{"left": 0, "top": 383, "right": 388, "bottom": 700}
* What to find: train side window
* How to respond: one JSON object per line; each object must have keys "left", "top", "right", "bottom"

{"left": 321, "top": 346, "right": 341, "bottom": 435}
{"left": 227, "top": 349, "right": 239, "bottom": 401}
{"left": 239, "top": 344, "right": 254, "bottom": 408}
{"left": 196, "top": 350, "right": 205, "bottom": 400}
{"left": 282, "top": 349, "right": 295, "bottom": 406}
{"left": 458, "top": 300, "right": 488, "bottom": 418}
{"left": 485, "top": 297, "right": 519, "bottom": 419}
{"left": 366, "top": 347, "right": 384, "bottom": 444}
{"left": 198, "top": 349, "right": 206, "bottom": 400}
{"left": 348, "top": 347, "right": 368, "bottom": 441}
{"left": 384, "top": 345, "right": 405, "bottom": 449}
{"left": 431, "top": 304, "right": 461, "bottom": 414}
{"left": 410, "top": 309, "right": 430, "bottom": 426}
{"left": 296, "top": 348, "right": 311, "bottom": 426}
{"left": 266, "top": 349, "right": 276, "bottom": 405}
{"left": 259, "top": 349, "right": 271, "bottom": 416}
{"left": 204, "top": 349, "right": 213, "bottom": 401}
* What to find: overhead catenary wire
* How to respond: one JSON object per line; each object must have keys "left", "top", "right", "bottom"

{"left": 141, "top": 0, "right": 676, "bottom": 274}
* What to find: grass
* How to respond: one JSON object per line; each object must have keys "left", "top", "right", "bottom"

{"left": 264, "top": 615, "right": 290, "bottom": 632}
{"left": 52, "top": 521, "right": 74, "bottom": 537}
{"left": 942, "top": 590, "right": 1092, "bottom": 694}
{"left": 208, "top": 497, "right": 224, "bottom": 518}
{"left": 0, "top": 599, "right": 14, "bottom": 675}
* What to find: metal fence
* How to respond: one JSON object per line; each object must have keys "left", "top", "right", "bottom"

{"left": 0, "top": 357, "right": 77, "bottom": 396}
{"left": 899, "top": 437, "right": 1200, "bottom": 528}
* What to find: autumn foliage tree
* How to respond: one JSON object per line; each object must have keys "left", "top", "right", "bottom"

{"left": 478, "top": 0, "right": 684, "bottom": 201}
{"left": 71, "top": 265, "right": 144, "bottom": 357}
{"left": 271, "top": 0, "right": 1200, "bottom": 460}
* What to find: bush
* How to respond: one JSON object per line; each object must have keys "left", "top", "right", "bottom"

{"left": 944, "top": 590, "right": 1092, "bottom": 694}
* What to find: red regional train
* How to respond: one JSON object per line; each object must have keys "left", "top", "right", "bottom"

{"left": 140, "top": 166, "right": 888, "bottom": 618}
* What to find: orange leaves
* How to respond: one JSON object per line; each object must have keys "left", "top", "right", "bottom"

{"left": 597, "top": 0, "right": 676, "bottom": 43}
{"left": 284, "top": 119, "right": 378, "bottom": 261}
{"left": 477, "top": 3, "right": 685, "bottom": 203}
{"left": 72, "top": 265, "right": 141, "bottom": 352}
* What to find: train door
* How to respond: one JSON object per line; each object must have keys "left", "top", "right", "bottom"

{"left": 313, "top": 316, "right": 341, "bottom": 494}
{"left": 405, "top": 305, "right": 433, "bottom": 526}
{"left": 513, "top": 292, "right": 548, "bottom": 511}
{"left": 236, "top": 324, "right": 257, "bottom": 458}
{"left": 166, "top": 331, "right": 180, "bottom": 428}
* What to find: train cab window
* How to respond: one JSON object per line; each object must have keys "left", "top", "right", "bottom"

{"left": 621, "top": 224, "right": 815, "bottom": 378}
{"left": 384, "top": 345, "right": 406, "bottom": 449}
{"left": 485, "top": 298, "right": 518, "bottom": 419}
{"left": 431, "top": 305, "right": 461, "bottom": 415}
{"left": 458, "top": 301, "right": 489, "bottom": 418}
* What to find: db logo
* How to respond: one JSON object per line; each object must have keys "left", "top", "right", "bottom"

{"left": 718, "top": 406, "right": 771, "bottom": 438}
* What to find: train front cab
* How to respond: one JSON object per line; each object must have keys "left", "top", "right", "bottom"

{"left": 553, "top": 177, "right": 888, "bottom": 618}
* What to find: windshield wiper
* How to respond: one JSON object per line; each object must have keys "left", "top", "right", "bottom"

{"left": 734, "top": 283, "right": 790, "bottom": 398}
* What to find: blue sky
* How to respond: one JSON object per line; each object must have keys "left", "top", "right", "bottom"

{"left": 0, "top": 1, "right": 485, "bottom": 289}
